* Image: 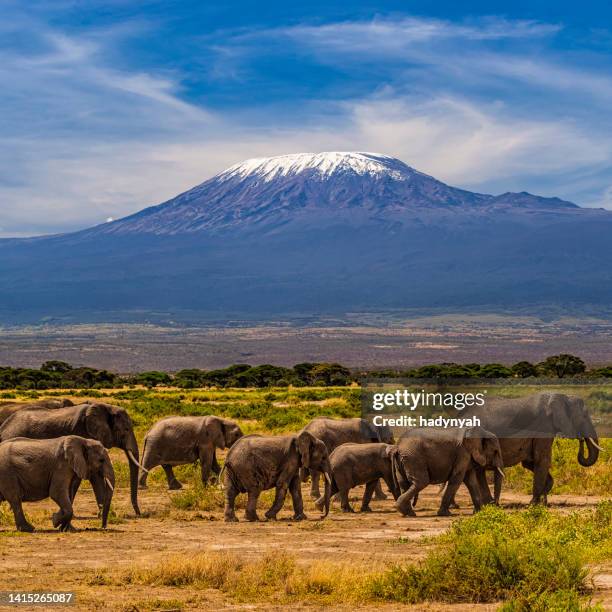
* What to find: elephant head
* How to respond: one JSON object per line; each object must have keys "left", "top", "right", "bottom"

{"left": 208, "top": 417, "right": 244, "bottom": 449}
{"left": 542, "top": 394, "right": 602, "bottom": 467}
{"left": 61, "top": 436, "right": 115, "bottom": 528}
{"left": 463, "top": 427, "right": 505, "bottom": 476}
{"left": 82, "top": 403, "right": 142, "bottom": 515}
{"left": 297, "top": 431, "right": 332, "bottom": 517}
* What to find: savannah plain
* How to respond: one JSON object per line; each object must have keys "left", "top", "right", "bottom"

{"left": 0, "top": 385, "right": 609, "bottom": 611}
{"left": 2, "top": 313, "right": 612, "bottom": 371}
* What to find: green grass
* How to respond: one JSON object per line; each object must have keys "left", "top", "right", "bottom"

{"left": 368, "top": 502, "right": 611, "bottom": 605}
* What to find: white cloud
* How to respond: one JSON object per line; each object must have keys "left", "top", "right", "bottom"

{"left": 1, "top": 13, "right": 612, "bottom": 237}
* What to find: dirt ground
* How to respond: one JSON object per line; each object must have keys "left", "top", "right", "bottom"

{"left": 0, "top": 478, "right": 609, "bottom": 612}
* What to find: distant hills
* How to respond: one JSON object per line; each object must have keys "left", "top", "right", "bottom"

{"left": 1, "top": 152, "right": 611, "bottom": 323}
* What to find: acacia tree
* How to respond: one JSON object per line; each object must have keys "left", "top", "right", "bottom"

{"left": 537, "top": 354, "right": 586, "bottom": 378}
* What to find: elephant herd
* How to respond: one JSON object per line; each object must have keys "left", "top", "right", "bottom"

{"left": 0, "top": 392, "right": 603, "bottom": 531}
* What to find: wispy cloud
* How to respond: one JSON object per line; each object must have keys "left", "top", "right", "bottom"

{"left": 1, "top": 11, "right": 612, "bottom": 237}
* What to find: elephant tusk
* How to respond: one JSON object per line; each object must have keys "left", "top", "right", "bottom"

{"left": 588, "top": 437, "right": 605, "bottom": 452}
{"left": 496, "top": 467, "right": 506, "bottom": 479}
{"left": 105, "top": 477, "right": 114, "bottom": 492}
{"left": 324, "top": 472, "right": 332, "bottom": 486}
{"left": 127, "top": 450, "right": 149, "bottom": 473}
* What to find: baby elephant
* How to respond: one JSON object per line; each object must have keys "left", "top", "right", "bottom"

{"left": 223, "top": 431, "right": 331, "bottom": 522}
{"left": 139, "top": 416, "right": 243, "bottom": 490}
{"left": 0, "top": 435, "right": 115, "bottom": 532}
{"left": 393, "top": 426, "right": 504, "bottom": 517}
{"left": 315, "top": 442, "right": 400, "bottom": 513}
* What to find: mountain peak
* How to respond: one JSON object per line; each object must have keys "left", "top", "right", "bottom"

{"left": 88, "top": 152, "right": 583, "bottom": 236}
{"left": 217, "top": 151, "right": 417, "bottom": 183}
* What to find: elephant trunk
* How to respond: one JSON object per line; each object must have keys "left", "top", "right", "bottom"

{"left": 100, "top": 466, "right": 115, "bottom": 529}
{"left": 578, "top": 437, "right": 600, "bottom": 467}
{"left": 90, "top": 464, "right": 114, "bottom": 529}
{"left": 124, "top": 431, "right": 141, "bottom": 516}
{"left": 322, "top": 471, "right": 331, "bottom": 518}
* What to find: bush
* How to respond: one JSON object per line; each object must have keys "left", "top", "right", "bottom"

{"left": 367, "top": 503, "right": 610, "bottom": 604}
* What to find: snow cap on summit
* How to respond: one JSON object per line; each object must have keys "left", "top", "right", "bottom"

{"left": 217, "top": 152, "right": 416, "bottom": 182}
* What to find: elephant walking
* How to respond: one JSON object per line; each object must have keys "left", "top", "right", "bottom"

{"left": 0, "top": 402, "right": 143, "bottom": 515}
{"left": 139, "top": 416, "right": 243, "bottom": 489}
{"left": 460, "top": 392, "right": 603, "bottom": 505}
{"left": 300, "top": 417, "right": 394, "bottom": 500}
{"left": 315, "top": 442, "right": 400, "bottom": 513}
{"left": 393, "top": 427, "right": 504, "bottom": 517}
{"left": 223, "top": 431, "right": 331, "bottom": 522}
{"left": 0, "top": 435, "right": 115, "bottom": 532}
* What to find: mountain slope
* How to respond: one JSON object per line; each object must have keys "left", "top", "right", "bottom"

{"left": 0, "top": 152, "right": 610, "bottom": 323}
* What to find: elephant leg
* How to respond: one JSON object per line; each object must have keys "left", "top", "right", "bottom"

{"left": 530, "top": 447, "right": 552, "bottom": 505}
{"left": 289, "top": 475, "right": 307, "bottom": 521}
{"left": 265, "top": 483, "right": 289, "bottom": 520}
{"left": 494, "top": 469, "right": 503, "bottom": 505}
{"left": 69, "top": 477, "right": 80, "bottom": 503}
{"left": 360, "top": 481, "right": 377, "bottom": 512}
{"left": 9, "top": 500, "right": 34, "bottom": 533}
{"left": 50, "top": 489, "right": 75, "bottom": 532}
{"left": 373, "top": 479, "right": 388, "bottom": 500}
{"left": 463, "top": 470, "right": 482, "bottom": 513}
{"left": 339, "top": 487, "right": 354, "bottom": 513}
{"left": 199, "top": 448, "right": 214, "bottom": 486}
{"left": 245, "top": 489, "right": 261, "bottom": 522}
{"left": 310, "top": 470, "right": 321, "bottom": 499}
{"left": 162, "top": 464, "right": 182, "bottom": 490}
{"left": 224, "top": 484, "right": 239, "bottom": 522}
{"left": 383, "top": 474, "right": 400, "bottom": 501}
{"left": 439, "top": 475, "right": 464, "bottom": 516}
{"left": 211, "top": 452, "right": 221, "bottom": 477}
{"left": 395, "top": 482, "right": 421, "bottom": 517}
{"left": 475, "top": 468, "right": 494, "bottom": 505}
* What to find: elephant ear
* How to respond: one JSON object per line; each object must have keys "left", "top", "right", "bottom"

{"left": 84, "top": 404, "right": 114, "bottom": 448}
{"left": 543, "top": 394, "right": 576, "bottom": 438}
{"left": 297, "top": 431, "right": 314, "bottom": 469}
{"left": 463, "top": 428, "right": 487, "bottom": 466}
{"left": 62, "top": 436, "right": 89, "bottom": 480}
{"left": 207, "top": 417, "right": 226, "bottom": 449}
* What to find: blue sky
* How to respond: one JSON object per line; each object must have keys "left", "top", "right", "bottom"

{"left": 2, "top": 1, "right": 612, "bottom": 236}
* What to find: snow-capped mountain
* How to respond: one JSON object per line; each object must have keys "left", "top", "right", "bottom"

{"left": 0, "top": 152, "right": 610, "bottom": 322}
{"left": 93, "top": 152, "right": 577, "bottom": 236}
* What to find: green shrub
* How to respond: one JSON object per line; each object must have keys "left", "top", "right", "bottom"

{"left": 367, "top": 503, "right": 611, "bottom": 604}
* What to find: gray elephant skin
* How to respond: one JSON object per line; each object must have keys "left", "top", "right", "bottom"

{"left": 461, "top": 392, "right": 602, "bottom": 505}
{"left": 0, "top": 398, "right": 74, "bottom": 426}
{"left": 0, "top": 435, "right": 115, "bottom": 532}
{"left": 0, "top": 402, "right": 143, "bottom": 515}
{"left": 300, "top": 417, "right": 394, "bottom": 499}
{"left": 223, "top": 431, "right": 331, "bottom": 522}
{"left": 393, "top": 426, "right": 504, "bottom": 517}
{"left": 315, "top": 442, "right": 400, "bottom": 513}
{"left": 139, "top": 415, "right": 243, "bottom": 489}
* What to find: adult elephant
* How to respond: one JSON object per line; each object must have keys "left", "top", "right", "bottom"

{"left": 0, "top": 435, "right": 115, "bottom": 532}
{"left": 393, "top": 426, "right": 504, "bottom": 517}
{"left": 0, "top": 401, "right": 143, "bottom": 515}
{"left": 138, "top": 416, "right": 244, "bottom": 490}
{"left": 300, "top": 417, "right": 394, "bottom": 499}
{"left": 0, "top": 398, "right": 74, "bottom": 426}
{"left": 223, "top": 431, "right": 332, "bottom": 522}
{"left": 462, "top": 392, "right": 603, "bottom": 505}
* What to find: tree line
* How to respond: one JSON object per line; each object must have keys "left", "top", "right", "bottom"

{"left": 0, "top": 354, "right": 610, "bottom": 390}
